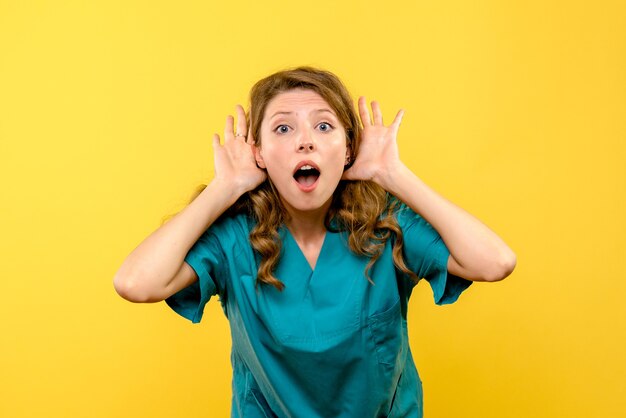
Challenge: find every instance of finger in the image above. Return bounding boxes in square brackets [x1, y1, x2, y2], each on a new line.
[248, 142, 262, 166]
[246, 129, 256, 145]
[224, 115, 235, 141]
[371, 100, 383, 125]
[212, 133, 221, 148]
[358, 96, 372, 126]
[235, 105, 247, 139]
[391, 109, 404, 132]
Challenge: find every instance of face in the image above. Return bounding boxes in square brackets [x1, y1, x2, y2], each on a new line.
[254, 89, 349, 216]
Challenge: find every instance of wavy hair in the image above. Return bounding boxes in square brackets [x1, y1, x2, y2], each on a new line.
[166, 67, 418, 290]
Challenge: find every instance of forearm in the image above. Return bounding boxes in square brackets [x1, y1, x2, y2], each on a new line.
[378, 164, 516, 281]
[113, 179, 242, 299]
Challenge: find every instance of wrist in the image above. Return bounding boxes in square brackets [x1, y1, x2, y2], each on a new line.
[374, 162, 411, 193]
[207, 178, 245, 207]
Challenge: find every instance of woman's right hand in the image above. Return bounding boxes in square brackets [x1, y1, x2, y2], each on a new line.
[212, 104, 266, 195]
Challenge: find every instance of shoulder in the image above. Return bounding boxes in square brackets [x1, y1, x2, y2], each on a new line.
[385, 194, 414, 224]
[385, 195, 436, 233]
[187, 212, 257, 270]
[203, 212, 255, 245]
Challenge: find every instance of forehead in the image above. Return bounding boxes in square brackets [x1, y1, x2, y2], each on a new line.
[263, 89, 333, 120]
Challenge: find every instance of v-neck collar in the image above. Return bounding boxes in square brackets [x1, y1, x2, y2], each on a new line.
[282, 226, 330, 274]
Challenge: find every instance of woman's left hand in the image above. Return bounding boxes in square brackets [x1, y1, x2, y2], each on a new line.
[342, 96, 406, 189]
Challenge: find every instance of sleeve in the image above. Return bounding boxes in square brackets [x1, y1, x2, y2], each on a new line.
[395, 202, 472, 305]
[164, 226, 228, 323]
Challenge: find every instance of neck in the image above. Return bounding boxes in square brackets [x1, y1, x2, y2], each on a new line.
[282, 197, 332, 243]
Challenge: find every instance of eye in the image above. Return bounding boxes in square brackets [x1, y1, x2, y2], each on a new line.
[318, 122, 333, 132]
[274, 125, 290, 134]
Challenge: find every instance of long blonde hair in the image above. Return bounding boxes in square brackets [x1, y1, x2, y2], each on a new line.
[167, 67, 418, 290]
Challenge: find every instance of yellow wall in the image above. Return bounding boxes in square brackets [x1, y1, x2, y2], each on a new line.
[1, 1, 624, 417]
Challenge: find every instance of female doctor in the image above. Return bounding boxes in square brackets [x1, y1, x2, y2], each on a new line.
[114, 66, 516, 417]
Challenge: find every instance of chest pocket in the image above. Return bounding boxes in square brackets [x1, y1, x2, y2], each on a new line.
[368, 298, 406, 371]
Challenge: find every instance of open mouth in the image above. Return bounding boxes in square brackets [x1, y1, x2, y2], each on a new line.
[293, 164, 320, 187]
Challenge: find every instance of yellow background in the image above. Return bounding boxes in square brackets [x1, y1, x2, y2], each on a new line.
[1, 0, 624, 417]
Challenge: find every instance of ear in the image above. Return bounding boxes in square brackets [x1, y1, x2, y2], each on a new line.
[344, 147, 351, 166]
[253, 145, 266, 169]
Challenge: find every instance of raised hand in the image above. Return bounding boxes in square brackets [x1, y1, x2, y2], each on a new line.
[342, 96, 406, 190]
[212, 104, 267, 194]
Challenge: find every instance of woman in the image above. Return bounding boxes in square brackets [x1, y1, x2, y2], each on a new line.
[114, 66, 516, 417]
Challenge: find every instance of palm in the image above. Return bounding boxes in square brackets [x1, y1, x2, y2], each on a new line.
[213, 105, 266, 193]
[343, 97, 404, 185]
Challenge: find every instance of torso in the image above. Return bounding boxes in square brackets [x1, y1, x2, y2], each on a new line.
[166, 206, 463, 418]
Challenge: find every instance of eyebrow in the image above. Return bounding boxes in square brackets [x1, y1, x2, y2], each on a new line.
[270, 109, 336, 120]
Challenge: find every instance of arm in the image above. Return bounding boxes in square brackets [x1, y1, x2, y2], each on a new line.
[113, 105, 266, 302]
[379, 165, 516, 282]
[113, 180, 241, 303]
[343, 97, 516, 282]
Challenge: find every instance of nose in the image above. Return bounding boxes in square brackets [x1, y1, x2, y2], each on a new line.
[296, 129, 316, 152]
[298, 141, 315, 152]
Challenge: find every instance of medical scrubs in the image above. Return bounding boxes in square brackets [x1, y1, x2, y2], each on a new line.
[165, 201, 472, 417]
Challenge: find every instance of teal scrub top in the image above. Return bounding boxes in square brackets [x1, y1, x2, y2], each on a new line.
[165, 200, 472, 417]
